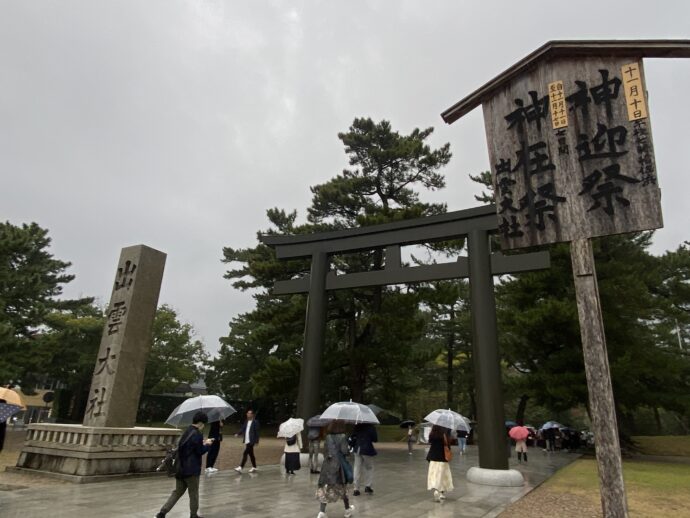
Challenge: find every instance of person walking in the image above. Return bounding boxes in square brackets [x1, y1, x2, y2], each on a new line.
[351, 422, 377, 496]
[308, 424, 323, 473]
[234, 409, 259, 473]
[426, 425, 453, 502]
[284, 431, 303, 475]
[406, 425, 415, 455]
[204, 419, 223, 473]
[456, 429, 468, 456]
[316, 420, 355, 518]
[156, 411, 214, 518]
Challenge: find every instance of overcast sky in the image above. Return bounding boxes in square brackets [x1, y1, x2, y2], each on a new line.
[2, 1, 689, 356]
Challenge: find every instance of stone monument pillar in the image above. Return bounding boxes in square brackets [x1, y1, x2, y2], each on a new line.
[84, 245, 166, 428]
[13, 245, 181, 483]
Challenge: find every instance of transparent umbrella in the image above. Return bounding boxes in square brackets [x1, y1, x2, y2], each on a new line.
[540, 421, 565, 430]
[424, 409, 471, 432]
[277, 417, 304, 438]
[320, 400, 380, 424]
[165, 395, 236, 426]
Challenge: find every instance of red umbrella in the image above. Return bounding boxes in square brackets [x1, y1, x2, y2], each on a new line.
[509, 426, 529, 441]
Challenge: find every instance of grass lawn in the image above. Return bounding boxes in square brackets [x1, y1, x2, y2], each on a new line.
[632, 435, 690, 457]
[542, 458, 690, 517]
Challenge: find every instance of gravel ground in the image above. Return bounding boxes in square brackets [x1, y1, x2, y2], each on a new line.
[499, 487, 602, 517]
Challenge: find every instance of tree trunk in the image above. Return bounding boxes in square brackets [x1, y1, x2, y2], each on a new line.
[515, 394, 529, 424]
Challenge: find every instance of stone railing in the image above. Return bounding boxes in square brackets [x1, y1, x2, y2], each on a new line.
[23, 423, 180, 453]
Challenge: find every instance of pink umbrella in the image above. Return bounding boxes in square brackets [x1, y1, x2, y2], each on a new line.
[509, 426, 529, 441]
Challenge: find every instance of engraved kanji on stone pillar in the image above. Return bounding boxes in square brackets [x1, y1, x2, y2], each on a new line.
[83, 245, 166, 428]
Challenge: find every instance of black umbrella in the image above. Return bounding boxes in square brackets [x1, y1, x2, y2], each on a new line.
[307, 414, 330, 427]
[399, 419, 416, 428]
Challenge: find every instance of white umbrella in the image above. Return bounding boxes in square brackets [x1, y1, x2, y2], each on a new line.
[165, 395, 236, 426]
[320, 400, 380, 424]
[277, 417, 304, 438]
[424, 409, 471, 432]
[540, 421, 565, 430]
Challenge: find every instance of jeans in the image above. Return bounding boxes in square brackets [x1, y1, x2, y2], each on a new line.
[160, 475, 199, 515]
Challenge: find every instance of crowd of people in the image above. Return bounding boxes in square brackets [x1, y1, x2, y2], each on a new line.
[154, 410, 585, 517]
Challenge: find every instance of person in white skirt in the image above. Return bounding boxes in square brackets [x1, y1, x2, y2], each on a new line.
[426, 424, 453, 501]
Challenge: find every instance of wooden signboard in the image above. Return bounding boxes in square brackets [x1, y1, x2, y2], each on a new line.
[482, 57, 662, 249]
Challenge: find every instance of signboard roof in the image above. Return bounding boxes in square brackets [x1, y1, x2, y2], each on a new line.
[441, 40, 690, 124]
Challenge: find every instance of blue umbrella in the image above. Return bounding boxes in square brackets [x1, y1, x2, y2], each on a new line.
[0, 403, 22, 423]
[505, 420, 518, 428]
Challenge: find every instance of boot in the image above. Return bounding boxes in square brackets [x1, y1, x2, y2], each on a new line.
[517, 452, 522, 463]
[523, 452, 528, 463]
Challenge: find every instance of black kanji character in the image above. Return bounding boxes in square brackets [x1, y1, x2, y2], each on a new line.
[589, 69, 622, 118]
[512, 142, 556, 176]
[579, 163, 640, 216]
[498, 215, 524, 238]
[576, 123, 628, 162]
[504, 91, 549, 131]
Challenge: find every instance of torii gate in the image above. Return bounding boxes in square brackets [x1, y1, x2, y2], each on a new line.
[261, 204, 549, 483]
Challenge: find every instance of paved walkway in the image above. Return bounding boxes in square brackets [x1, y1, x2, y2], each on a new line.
[0, 445, 577, 518]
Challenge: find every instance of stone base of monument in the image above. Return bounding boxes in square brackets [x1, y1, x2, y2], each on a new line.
[11, 423, 181, 483]
[466, 466, 524, 487]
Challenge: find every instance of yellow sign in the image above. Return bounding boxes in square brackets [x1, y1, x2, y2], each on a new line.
[548, 80, 568, 129]
[622, 62, 648, 121]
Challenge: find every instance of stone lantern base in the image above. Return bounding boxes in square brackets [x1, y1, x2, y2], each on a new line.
[11, 423, 181, 483]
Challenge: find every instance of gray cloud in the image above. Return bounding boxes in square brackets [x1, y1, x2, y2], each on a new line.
[2, 0, 689, 354]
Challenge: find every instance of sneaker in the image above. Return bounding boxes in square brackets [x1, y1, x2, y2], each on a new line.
[317, 512, 327, 518]
[249, 467, 258, 473]
[433, 490, 441, 502]
[344, 505, 355, 517]
[364, 486, 373, 494]
[353, 489, 360, 496]
[234, 466, 242, 473]
[155, 514, 165, 518]
[439, 492, 446, 501]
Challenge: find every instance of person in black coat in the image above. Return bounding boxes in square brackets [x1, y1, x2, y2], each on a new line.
[234, 409, 260, 473]
[156, 411, 214, 518]
[351, 423, 377, 496]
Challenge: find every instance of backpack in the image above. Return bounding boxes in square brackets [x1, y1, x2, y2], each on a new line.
[286, 435, 297, 446]
[157, 430, 193, 477]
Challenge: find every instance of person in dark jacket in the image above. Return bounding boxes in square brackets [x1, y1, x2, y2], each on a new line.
[156, 411, 214, 518]
[205, 419, 223, 473]
[426, 425, 453, 501]
[351, 422, 377, 496]
[234, 409, 260, 473]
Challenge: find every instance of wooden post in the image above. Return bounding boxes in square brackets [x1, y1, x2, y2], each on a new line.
[570, 238, 629, 518]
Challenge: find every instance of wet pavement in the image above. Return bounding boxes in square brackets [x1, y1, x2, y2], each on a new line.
[0, 445, 578, 518]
